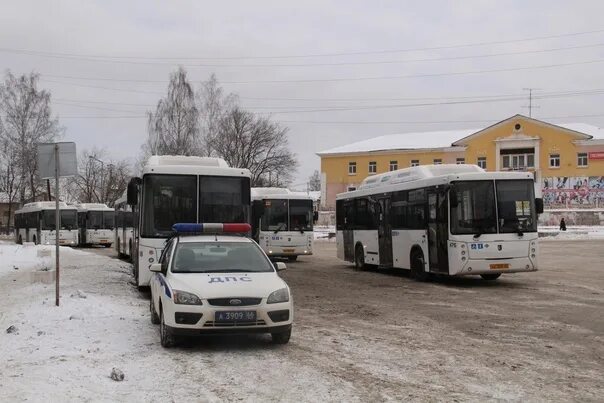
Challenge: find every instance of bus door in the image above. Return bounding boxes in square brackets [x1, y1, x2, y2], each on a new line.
[427, 190, 449, 273]
[377, 197, 393, 267]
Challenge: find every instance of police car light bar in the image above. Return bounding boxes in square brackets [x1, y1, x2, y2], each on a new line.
[172, 223, 251, 234]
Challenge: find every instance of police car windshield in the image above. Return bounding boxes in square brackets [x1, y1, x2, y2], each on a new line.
[171, 242, 274, 273]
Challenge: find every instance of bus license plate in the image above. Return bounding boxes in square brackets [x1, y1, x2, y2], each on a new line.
[215, 311, 256, 323]
[490, 263, 509, 270]
[283, 248, 294, 253]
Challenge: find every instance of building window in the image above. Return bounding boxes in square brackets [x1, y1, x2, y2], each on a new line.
[477, 157, 487, 169]
[348, 162, 357, 175]
[368, 161, 377, 174]
[577, 153, 588, 167]
[433, 159, 442, 165]
[389, 160, 398, 171]
[549, 154, 560, 168]
[456, 158, 465, 164]
[347, 186, 356, 192]
[410, 160, 420, 167]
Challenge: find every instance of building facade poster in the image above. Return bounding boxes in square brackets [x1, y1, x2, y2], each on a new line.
[542, 176, 604, 208]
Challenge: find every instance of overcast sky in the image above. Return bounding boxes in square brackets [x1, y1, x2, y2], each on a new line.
[2, 0, 604, 187]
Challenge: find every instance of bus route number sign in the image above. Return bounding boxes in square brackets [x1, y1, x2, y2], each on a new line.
[470, 243, 484, 250]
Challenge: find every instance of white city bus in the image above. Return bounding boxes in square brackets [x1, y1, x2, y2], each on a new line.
[76, 203, 115, 247]
[127, 156, 251, 288]
[114, 191, 134, 260]
[251, 188, 317, 261]
[336, 164, 543, 281]
[14, 201, 79, 246]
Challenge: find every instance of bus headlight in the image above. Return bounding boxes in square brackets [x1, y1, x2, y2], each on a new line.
[461, 251, 466, 256]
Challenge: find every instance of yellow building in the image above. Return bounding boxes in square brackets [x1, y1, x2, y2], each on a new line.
[318, 115, 604, 210]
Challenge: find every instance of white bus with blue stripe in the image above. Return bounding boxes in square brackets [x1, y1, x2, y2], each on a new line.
[336, 164, 543, 281]
[126, 156, 252, 288]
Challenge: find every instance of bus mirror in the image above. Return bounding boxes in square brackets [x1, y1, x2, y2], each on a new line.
[449, 187, 459, 208]
[127, 178, 140, 205]
[535, 198, 544, 214]
[313, 211, 319, 222]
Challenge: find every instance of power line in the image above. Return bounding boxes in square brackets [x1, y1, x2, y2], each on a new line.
[37, 58, 604, 87]
[4, 41, 604, 67]
[2, 28, 604, 60]
[48, 88, 604, 115]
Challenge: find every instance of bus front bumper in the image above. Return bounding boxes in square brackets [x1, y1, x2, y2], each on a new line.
[265, 247, 313, 257]
[453, 257, 537, 276]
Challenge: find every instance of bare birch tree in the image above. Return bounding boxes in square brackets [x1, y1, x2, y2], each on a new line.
[144, 67, 199, 156]
[0, 136, 20, 230]
[0, 71, 62, 202]
[197, 74, 237, 156]
[212, 107, 298, 186]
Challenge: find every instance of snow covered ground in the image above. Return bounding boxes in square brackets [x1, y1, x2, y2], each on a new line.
[539, 226, 604, 240]
[0, 241, 354, 401]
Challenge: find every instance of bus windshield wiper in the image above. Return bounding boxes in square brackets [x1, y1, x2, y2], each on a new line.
[274, 222, 286, 234]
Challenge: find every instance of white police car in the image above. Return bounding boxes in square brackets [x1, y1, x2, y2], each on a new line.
[149, 223, 293, 347]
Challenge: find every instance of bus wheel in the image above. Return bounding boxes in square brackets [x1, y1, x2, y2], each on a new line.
[33, 235, 37, 245]
[411, 250, 429, 282]
[354, 244, 366, 271]
[480, 273, 501, 281]
[18, 235, 23, 244]
[116, 239, 121, 256]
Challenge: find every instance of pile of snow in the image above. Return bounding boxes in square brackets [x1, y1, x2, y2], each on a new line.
[539, 226, 604, 240]
[0, 243, 53, 276]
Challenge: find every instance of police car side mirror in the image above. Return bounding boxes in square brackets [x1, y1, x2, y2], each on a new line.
[275, 262, 287, 272]
[150, 263, 162, 273]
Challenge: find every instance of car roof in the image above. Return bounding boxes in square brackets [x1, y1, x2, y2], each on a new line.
[176, 235, 254, 244]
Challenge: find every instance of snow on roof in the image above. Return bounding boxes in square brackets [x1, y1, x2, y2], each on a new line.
[317, 121, 604, 156]
[556, 123, 604, 139]
[317, 128, 478, 155]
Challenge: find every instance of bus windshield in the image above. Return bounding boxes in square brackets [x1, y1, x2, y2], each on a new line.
[450, 181, 497, 235]
[496, 180, 537, 233]
[261, 199, 288, 231]
[451, 180, 537, 235]
[290, 199, 314, 232]
[142, 174, 250, 238]
[87, 211, 115, 229]
[142, 175, 197, 237]
[42, 210, 77, 230]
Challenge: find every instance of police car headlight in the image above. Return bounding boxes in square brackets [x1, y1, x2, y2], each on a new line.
[173, 290, 203, 305]
[267, 288, 289, 304]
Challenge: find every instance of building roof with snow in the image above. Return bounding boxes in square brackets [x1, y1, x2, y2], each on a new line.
[317, 115, 604, 156]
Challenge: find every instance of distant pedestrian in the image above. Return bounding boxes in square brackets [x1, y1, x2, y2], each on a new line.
[559, 218, 567, 231]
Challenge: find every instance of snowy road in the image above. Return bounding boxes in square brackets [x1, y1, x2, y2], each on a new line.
[1, 240, 603, 402]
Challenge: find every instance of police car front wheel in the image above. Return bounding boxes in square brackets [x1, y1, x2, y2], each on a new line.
[160, 310, 177, 348]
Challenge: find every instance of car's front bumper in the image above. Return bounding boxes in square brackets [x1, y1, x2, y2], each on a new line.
[166, 323, 292, 336]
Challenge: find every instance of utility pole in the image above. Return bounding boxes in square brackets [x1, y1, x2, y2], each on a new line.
[522, 88, 541, 117]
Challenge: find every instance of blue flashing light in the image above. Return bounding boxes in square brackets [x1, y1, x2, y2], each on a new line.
[172, 223, 203, 233]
